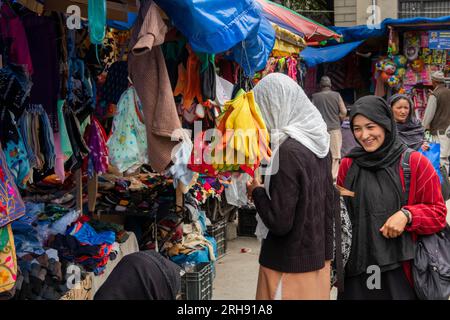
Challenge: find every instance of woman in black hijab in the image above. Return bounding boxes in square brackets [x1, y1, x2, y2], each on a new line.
[94, 251, 181, 300]
[336, 96, 446, 300]
[388, 93, 425, 151]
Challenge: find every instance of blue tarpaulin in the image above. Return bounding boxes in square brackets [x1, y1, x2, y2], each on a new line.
[301, 15, 450, 67]
[331, 15, 450, 43]
[300, 40, 364, 67]
[106, 0, 275, 76]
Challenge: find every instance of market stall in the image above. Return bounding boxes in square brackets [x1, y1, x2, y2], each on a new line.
[0, 0, 281, 301]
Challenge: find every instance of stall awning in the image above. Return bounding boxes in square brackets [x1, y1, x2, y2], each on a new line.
[300, 40, 364, 67]
[331, 15, 450, 43]
[255, 0, 342, 44]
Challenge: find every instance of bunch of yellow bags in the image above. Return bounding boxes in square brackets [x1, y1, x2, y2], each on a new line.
[211, 89, 271, 172]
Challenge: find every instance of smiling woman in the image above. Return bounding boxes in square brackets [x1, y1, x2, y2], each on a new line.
[336, 95, 447, 300]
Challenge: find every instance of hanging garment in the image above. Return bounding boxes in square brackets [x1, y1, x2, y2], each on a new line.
[107, 87, 148, 173]
[0, 3, 33, 75]
[199, 54, 216, 101]
[88, 0, 106, 45]
[0, 143, 25, 228]
[0, 224, 18, 295]
[0, 65, 33, 188]
[174, 46, 203, 109]
[83, 116, 109, 177]
[23, 14, 59, 130]
[101, 61, 128, 105]
[18, 104, 56, 172]
[128, 0, 182, 173]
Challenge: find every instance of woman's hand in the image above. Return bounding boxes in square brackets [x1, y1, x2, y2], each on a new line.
[380, 211, 408, 238]
[420, 141, 430, 151]
[246, 178, 262, 200]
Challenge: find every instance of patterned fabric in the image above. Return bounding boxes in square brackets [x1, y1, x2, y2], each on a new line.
[0, 143, 25, 227]
[83, 116, 109, 177]
[0, 224, 17, 294]
[102, 61, 128, 105]
[107, 86, 148, 173]
[331, 196, 352, 287]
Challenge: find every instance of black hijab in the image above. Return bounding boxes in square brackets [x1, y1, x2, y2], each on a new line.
[387, 93, 425, 151]
[347, 95, 407, 169]
[343, 96, 415, 277]
[94, 251, 181, 300]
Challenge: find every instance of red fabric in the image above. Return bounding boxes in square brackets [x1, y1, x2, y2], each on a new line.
[337, 152, 447, 287]
[255, 0, 341, 43]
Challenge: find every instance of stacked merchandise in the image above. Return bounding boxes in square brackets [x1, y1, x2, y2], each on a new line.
[374, 30, 450, 120]
[11, 203, 127, 300]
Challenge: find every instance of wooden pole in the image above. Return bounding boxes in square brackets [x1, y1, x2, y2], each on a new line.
[87, 172, 98, 214]
[75, 169, 83, 214]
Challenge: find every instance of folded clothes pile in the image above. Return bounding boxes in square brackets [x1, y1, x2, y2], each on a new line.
[95, 174, 177, 218]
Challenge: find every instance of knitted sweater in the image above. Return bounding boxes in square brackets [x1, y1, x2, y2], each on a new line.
[252, 138, 337, 273]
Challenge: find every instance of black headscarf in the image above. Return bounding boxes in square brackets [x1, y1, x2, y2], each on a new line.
[387, 93, 425, 151]
[343, 95, 415, 277]
[94, 251, 181, 300]
[347, 95, 407, 169]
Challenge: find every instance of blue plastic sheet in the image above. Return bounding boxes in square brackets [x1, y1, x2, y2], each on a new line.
[300, 40, 364, 67]
[331, 15, 450, 43]
[419, 142, 443, 182]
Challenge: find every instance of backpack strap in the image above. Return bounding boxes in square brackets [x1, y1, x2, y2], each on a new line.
[401, 148, 415, 204]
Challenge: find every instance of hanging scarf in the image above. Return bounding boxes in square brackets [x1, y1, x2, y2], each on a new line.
[88, 0, 106, 45]
[387, 93, 425, 151]
[344, 96, 414, 277]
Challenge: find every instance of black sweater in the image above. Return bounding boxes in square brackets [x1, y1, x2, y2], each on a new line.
[252, 138, 338, 273]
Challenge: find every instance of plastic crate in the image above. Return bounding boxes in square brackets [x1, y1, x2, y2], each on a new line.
[207, 219, 227, 260]
[180, 263, 213, 300]
[237, 207, 257, 237]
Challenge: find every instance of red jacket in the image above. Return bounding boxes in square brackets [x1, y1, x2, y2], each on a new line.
[337, 151, 447, 285]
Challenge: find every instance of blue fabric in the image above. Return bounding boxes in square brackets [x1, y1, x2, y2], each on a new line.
[154, 0, 261, 53]
[68, 223, 115, 246]
[107, 12, 137, 30]
[153, 0, 275, 76]
[12, 219, 45, 255]
[331, 16, 450, 43]
[230, 16, 275, 76]
[300, 40, 364, 67]
[170, 247, 211, 265]
[419, 143, 443, 182]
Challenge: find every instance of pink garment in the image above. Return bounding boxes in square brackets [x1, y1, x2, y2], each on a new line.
[0, 4, 33, 75]
[288, 58, 298, 81]
[53, 133, 66, 183]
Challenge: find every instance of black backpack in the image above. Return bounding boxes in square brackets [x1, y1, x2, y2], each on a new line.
[401, 148, 450, 300]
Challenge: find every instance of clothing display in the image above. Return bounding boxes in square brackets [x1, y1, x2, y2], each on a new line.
[128, 0, 182, 173]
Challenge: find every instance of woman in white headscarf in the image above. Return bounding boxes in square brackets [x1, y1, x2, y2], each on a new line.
[247, 73, 338, 300]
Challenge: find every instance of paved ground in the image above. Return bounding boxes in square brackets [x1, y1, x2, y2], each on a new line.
[213, 236, 261, 300]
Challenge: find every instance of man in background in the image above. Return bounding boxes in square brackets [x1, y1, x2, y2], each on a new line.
[422, 71, 450, 171]
[312, 76, 347, 181]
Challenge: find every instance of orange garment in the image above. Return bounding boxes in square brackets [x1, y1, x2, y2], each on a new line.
[175, 46, 203, 109]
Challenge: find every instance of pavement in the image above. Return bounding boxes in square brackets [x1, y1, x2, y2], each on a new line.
[212, 236, 261, 300]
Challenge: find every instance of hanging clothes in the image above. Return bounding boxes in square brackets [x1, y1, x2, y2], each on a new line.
[0, 142, 25, 228]
[174, 45, 204, 109]
[0, 3, 33, 75]
[101, 61, 129, 106]
[83, 116, 109, 177]
[107, 87, 148, 173]
[128, 0, 183, 173]
[0, 65, 32, 188]
[22, 14, 60, 130]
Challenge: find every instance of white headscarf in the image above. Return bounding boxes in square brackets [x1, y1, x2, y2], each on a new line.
[253, 73, 330, 196]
